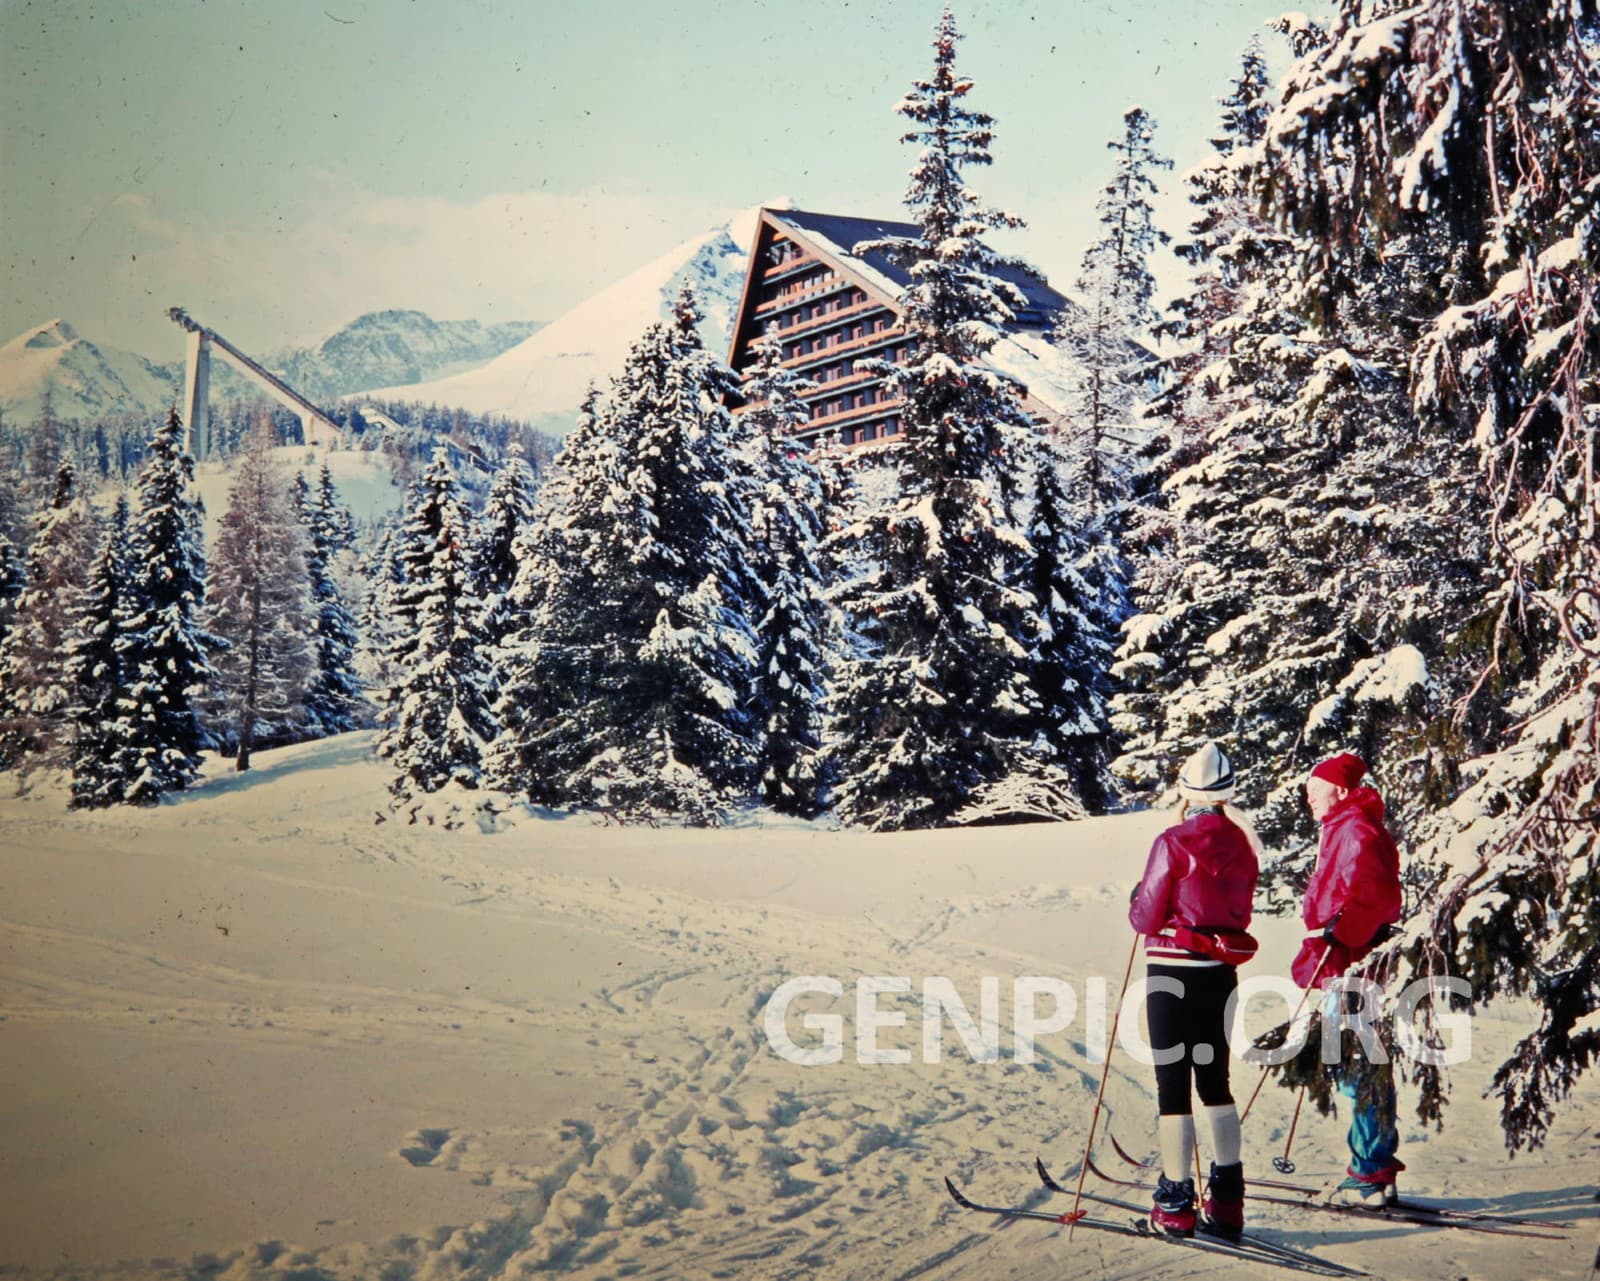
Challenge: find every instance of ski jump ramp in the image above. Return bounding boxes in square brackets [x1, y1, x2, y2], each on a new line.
[168, 307, 341, 457]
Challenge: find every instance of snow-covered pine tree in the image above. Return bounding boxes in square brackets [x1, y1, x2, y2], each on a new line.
[1024, 432, 1115, 814]
[0, 530, 24, 648]
[488, 297, 761, 824]
[112, 409, 214, 804]
[628, 289, 764, 817]
[1140, 40, 1274, 483]
[1197, 231, 1485, 855]
[484, 386, 610, 804]
[356, 517, 404, 692]
[0, 458, 100, 771]
[1048, 105, 1173, 770]
[1255, 0, 1600, 1148]
[485, 386, 604, 803]
[470, 441, 539, 656]
[1110, 42, 1287, 803]
[206, 438, 315, 769]
[313, 464, 355, 550]
[290, 470, 313, 535]
[827, 8, 1075, 830]
[297, 464, 366, 736]
[1110, 39, 1329, 815]
[740, 330, 829, 817]
[24, 389, 62, 506]
[1053, 105, 1171, 514]
[1214, 33, 1271, 148]
[375, 445, 494, 808]
[1108, 27, 1487, 882]
[67, 496, 133, 808]
[499, 385, 600, 633]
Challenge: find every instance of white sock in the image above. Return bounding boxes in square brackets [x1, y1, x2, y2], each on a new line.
[1158, 1113, 1195, 1182]
[1203, 1103, 1242, 1167]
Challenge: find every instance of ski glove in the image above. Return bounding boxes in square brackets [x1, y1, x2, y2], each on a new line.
[1291, 936, 1353, 988]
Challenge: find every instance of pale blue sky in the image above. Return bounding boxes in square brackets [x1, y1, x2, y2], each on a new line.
[2, 0, 1300, 361]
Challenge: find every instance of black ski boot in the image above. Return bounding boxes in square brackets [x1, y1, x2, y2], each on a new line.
[1203, 1161, 1245, 1239]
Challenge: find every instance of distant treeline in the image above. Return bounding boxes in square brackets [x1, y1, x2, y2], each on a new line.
[0, 392, 562, 542]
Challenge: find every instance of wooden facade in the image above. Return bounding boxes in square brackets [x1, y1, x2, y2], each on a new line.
[726, 207, 1068, 451]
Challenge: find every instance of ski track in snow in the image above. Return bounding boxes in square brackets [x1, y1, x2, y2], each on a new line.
[0, 733, 1595, 1280]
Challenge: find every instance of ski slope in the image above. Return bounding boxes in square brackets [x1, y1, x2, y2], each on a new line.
[358, 204, 770, 436]
[0, 736, 1594, 1279]
[191, 445, 403, 545]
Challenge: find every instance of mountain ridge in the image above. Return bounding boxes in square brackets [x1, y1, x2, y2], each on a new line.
[0, 311, 543, 427]
[356, 202, 775, 435]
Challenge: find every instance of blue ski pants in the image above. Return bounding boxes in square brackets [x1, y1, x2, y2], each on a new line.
[1339, 1067, 1400, 1178]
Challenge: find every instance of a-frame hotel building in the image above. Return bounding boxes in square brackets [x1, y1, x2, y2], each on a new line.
[726, 207, 1071, 450]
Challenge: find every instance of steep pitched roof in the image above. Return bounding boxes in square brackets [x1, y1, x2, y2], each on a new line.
[726, 205, 1090, 427]
[769, 208, 1067, 328]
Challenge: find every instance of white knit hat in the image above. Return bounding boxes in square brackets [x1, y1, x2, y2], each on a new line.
[1178, 741, 1235, 803]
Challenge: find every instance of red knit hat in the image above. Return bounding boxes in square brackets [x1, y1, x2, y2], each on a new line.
[1310, 752, 1367, 789]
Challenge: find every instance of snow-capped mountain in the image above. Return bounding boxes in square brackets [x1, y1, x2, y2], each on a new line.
[0, 311, 541, 428]
[358, 203, 774, 434]
[0, 320, 178, 426]
[267, 311, 541, 404]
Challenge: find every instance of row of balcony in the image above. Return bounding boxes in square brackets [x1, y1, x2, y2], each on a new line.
[753, 273, 852, 318]
[797, 415, 905, 450]
[781, 329, 909, 376]
[774, 297, 893, 347]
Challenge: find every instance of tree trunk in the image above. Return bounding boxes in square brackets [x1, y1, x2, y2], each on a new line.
[236, 519, 263, 773]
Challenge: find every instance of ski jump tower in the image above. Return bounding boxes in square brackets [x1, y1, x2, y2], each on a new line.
[168, 307, 341, 457]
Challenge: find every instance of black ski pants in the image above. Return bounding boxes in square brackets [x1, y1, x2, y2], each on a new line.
[1145, 962, 1237, 1115]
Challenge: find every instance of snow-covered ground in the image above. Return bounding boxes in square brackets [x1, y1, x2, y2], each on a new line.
[0, 734, 1594, 1279]
[191, 446, 403, 546]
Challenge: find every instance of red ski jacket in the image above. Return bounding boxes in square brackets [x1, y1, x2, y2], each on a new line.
[1291, 786, 1403, 987]
[1129, 809, 1258, 963]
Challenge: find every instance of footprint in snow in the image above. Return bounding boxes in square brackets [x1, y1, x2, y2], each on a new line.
[398, 1127, 452, 1167]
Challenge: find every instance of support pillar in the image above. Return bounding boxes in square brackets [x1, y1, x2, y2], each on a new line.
[299, 408, 326, 448]
[181, 330, 211, 459]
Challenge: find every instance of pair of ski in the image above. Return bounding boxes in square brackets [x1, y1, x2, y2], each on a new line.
[944, 1134, 1570, 1277]
[1094, 1129, 1570, 1240]
[944, 1165, 1368, 1277]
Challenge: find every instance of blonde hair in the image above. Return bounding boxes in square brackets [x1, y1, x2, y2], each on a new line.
[1179, 797, 1266, 860]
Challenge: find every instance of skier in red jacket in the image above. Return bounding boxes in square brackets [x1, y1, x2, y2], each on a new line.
[1289, 752, 1405, 1207]
[1128, 742, 1261, 1239]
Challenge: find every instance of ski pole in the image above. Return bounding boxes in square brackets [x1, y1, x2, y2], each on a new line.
[1239, 942, 1333, 1125]
[1273, 1083, 1310, 1174]
[1067, 934, 1140, 1238]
